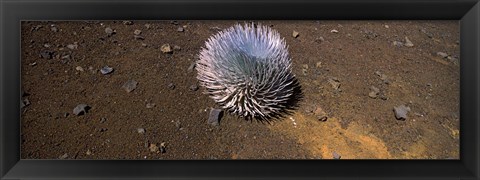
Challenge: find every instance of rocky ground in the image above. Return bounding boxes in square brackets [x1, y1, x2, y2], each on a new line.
[21, 20, 459, 159]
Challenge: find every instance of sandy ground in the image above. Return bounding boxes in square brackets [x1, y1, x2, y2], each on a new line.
[20, 20, 460, 159]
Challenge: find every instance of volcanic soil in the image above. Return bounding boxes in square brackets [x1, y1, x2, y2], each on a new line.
[21, 20, 459, 159]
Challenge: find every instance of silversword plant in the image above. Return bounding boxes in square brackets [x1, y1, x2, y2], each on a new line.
[196, 23, 296, 119]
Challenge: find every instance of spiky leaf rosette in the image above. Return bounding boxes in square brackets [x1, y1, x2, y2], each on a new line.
[196, 23, 295, 119]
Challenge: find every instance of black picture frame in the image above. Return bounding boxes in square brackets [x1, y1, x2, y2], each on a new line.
[1, 0, 479, 179]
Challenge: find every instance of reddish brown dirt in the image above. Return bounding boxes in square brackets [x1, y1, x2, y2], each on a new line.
[21, 20, 459, 159]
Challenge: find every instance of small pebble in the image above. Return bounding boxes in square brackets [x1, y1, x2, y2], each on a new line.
[315, 37, 325, 43]
[384, 25, 389, 28]
[404, 37, 414, 47]
[100, 118, 106, 123]
[86, 149, 92, 155]
[73, 104, 90, 116]
[149, 143, 159, 153]
[59, 153, 68, 159]
[173, 45, 181, 51]
[327, 77, 341, 90]
[145, 24, 151, 29]
[50, 26, 58, 32]
[123, 21, 133, 25]
[333, 152, 341, 159]
[189, 84, 199, 91]
[330, 29, 339, 33]
[76, 66, 84, 72]
[208, 108, 222, 126]
[100, 66, 114, 75]
[188, 63, 196, 72]
[393, 105, 411, 120]
[368, 86, 380, 99]
[168, 83, 175, 90]
[437, 52, 448, 58]
[134, 35, 145, 40]
[177, 27, 184, 32]
[137, 128, 146, 134]
[146, 103, 156, 109]
[161, 44, 173, 53]
[105, 27, 114, 36]
[66, 43, 78, 50]
[134, 29, 142, 35]
[292, 31, 299, 38]
[393, 41, 403, 47]
[122, 79, 138, 93]
[315, 62, 322, 68]
[160, 142, 166, 153]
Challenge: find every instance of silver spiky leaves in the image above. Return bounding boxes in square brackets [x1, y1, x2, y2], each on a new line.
[196, 23, 296, 119]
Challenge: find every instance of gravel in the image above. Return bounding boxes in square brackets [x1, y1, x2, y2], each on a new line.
[404, 37, 414, 47]
[122, 80, 138, 93]
[73, 104, 90, 116]
[292, 31, 299, 38]
[161, 44, 173, 53]
[208, 108, 222, 126]
[369, 86, 380, 99]
[137, 128, 146, 134]
[105, 27, 114, 36]
[100, 66, 114, 75]
[189, 84, 199, 91]
[437, 52, 448, 58]
[393, 105, 411, 120]
[327, 77, 341, 91]
[177, 27, 184, 32]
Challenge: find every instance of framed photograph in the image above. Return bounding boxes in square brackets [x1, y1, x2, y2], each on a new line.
[1, 0, 479, 179]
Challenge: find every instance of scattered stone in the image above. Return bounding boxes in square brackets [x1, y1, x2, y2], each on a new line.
[141, 43, 148, 47]
[393, 105, 411, 120]
[73, 104, 90, 116]
[437, 52, 448, 58]
[315, 37, 325, 43]
[173, 45, 181, 51]
[189, 84, 199, 91]
[168, 83, 175, 90]
[122, 80, 138, 93]
[313, 106, 328, 121]
[100, 117, 106, 123]
[23, 98, 31, 106]
[40, 50, 55, 59]
[100, 66, 114, 75]
[134, 35, 145, 40]
[327, 77, 341, 90]
[76, 66, 84, 72]
[292, 31, 299, 38]
[330, 29, 339, 33]
[170, 21, 179, 25]
[177, 27, 184, 32]
[44, 43, 51, 48]
[160, 142, 166, 153]
[50, 26, 58, 32]
[404, 37, 414, 47]
[86, 149, 92, 155]
[368, 86, 380, 99]
[133, 29, 142, 35]
[146, 103, 156, 109]
[393, 41, 403, 47]
[149, 143, 159, 153]
[187, 63, 196, 72]
[208, 108, 222, 126]
[145, 24, 151, 29]
[161, 44, 173, 53]
[123, 21, 133, 25]
[384, 25, 389, 28]
[375, 71, 389, 84]
[66, 43, 78, 50]
[315, 62, 322, 68]
[333, 152, 341, 159]
[31, 25, 43, 31]
[99, 128, 108, 132]
[105, 27, 114, 36]
[59, 153, 68, 159]
[137, 128, 146, 134]
[64, 112, 69, 118]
